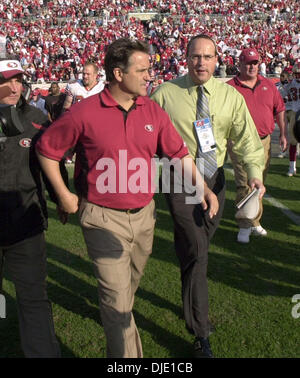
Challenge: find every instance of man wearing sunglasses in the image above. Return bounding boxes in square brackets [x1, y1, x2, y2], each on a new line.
[227, 48, 288, 244]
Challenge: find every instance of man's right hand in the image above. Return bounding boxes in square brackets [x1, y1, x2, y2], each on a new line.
[59, 192, 79, 214]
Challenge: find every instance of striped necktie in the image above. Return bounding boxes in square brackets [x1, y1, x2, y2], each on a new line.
[196, 85, 218, 179]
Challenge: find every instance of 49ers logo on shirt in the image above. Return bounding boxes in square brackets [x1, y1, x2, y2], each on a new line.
[145, 124, 154, 132]
[19, 138, 32, 148]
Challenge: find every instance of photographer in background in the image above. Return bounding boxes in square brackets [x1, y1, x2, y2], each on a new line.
[0, 57, 62, 357]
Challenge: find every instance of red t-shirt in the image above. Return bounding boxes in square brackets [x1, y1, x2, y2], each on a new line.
[227, 75, 285, 137]
[36, 88, 188, 209]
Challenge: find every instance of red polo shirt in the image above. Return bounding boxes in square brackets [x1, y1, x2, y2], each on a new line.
[227, 75, 285, 137]
[36, 87, 189, 209]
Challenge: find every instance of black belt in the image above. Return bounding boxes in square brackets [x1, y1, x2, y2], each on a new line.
[101, 205, 144, 214]
[260, 135, 268, 140]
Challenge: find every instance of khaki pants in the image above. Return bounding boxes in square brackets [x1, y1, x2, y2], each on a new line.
[79, 199, 156, 358]
[228, 135, 270, 228]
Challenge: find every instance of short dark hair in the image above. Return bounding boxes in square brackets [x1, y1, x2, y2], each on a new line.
[104, 38, 149, 82]
[186, 34, 218, 57]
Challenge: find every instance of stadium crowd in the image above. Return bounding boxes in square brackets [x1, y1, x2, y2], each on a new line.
[0, 0, 300, 18]
[0, 0, 299, 83]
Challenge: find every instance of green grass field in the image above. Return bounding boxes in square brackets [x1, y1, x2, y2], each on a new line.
[1, 158, 299, 358]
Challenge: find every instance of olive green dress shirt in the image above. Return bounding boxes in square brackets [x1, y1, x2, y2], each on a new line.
[151, 74, 264, 181]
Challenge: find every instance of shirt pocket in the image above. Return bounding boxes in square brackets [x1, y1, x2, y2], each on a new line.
[79, 201, 103, 229]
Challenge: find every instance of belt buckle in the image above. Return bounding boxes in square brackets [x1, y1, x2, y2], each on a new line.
[126, 208, 141, 214]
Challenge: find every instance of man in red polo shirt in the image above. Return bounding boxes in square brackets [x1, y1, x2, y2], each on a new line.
[227, 48, 287, 244]
[36, 38, 218, 358]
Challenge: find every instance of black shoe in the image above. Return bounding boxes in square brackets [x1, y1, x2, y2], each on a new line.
[194, 337, 214, 358]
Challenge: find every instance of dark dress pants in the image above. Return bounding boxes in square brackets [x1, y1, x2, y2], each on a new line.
[164, 168, 226, 338]
[0, 233, 61, 357]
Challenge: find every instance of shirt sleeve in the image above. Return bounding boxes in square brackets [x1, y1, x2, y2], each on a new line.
[36, 110, 82, 161]
[151, 85, 165, 109]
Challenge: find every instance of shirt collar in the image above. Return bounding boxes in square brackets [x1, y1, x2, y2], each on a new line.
[234, 75, 262, 89]
[186, 74, 215, 96]
[100, 86, 146, 108]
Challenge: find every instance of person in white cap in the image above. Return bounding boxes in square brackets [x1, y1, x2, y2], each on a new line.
[0, 57, 63, 357]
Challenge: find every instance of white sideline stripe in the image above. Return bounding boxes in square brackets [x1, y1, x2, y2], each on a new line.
[225, 167, 300, 226]
[263, 194, 300, 226]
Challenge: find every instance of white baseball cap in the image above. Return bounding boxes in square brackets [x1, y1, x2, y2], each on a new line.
[0, 59, 25, 79]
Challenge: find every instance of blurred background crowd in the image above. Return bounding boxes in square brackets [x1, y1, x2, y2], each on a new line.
[0, 0, 299, 84]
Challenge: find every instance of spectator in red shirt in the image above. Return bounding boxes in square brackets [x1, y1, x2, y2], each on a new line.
[227, 48, 287, 243]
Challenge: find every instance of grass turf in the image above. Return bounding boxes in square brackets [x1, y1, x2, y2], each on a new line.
[1, 158, 299, 358]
